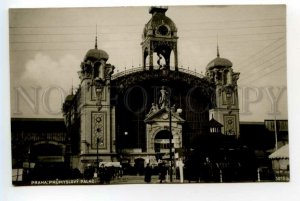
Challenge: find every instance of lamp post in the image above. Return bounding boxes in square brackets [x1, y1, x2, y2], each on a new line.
[28, 146, 31, 170]
[169, 99, 173, 183]
[96, 138, 100, 173]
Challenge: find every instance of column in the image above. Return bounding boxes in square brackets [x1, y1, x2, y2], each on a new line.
[174, 44, 178, 71]
[142, 49, 146, 70]
[149, 44, 153, 70]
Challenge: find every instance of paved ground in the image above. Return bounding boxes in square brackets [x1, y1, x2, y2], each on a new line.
[110, 175, 189, 184]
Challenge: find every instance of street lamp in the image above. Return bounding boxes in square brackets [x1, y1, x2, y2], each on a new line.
[96, 138, 100, 170]
[169, 106, 182, 183]
[169, 99, 173, 183]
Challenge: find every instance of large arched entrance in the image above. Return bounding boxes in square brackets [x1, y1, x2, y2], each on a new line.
[154, 130, 173, 153]
[112, 69, 214, 152]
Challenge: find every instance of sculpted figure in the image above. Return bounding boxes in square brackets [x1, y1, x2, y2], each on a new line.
[159, 86, 168, 109]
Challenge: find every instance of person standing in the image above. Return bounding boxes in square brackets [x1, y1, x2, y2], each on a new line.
[159, 162, 167, 183]
[144, 163, 152, 183]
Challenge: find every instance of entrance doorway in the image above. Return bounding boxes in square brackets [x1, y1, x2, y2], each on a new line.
[154, 130, 173, 153]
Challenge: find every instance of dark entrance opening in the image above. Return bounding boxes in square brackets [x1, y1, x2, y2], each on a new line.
[154, 130, 173, 153]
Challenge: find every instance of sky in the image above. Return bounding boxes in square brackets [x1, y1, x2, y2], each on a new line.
[9, 5, 287, 121]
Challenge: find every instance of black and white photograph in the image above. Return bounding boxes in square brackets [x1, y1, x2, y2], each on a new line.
[4, 0, 300, 200]
[8, 5, 289, 186]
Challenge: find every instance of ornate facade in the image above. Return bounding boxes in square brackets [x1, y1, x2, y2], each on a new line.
[62, 6, 240, 172]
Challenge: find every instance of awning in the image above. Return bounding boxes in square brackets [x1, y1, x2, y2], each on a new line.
[269, 144, 289, 159]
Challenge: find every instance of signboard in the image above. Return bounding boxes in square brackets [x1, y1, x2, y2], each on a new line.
[265, 120, 288, 132]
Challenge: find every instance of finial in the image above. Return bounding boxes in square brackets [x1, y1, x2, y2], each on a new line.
[95, 24, 98, 49]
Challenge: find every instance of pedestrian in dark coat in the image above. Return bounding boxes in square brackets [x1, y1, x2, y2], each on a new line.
[99, 164, 105, 184]
[144, 164, 152, 183]
[159, 163, 167, 183]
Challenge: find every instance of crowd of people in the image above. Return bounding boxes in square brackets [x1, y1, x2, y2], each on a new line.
[81, 161, 171, 184]
[83, 164, 123, 184]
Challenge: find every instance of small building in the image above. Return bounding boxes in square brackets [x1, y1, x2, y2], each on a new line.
[269, 144, 289, 181]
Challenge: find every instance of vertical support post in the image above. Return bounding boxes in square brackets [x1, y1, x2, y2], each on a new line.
[142, 50, 146, 70]
[149, 44, 153, 70]
[28, 146, 31, 171]
[220, 169, 223, 183]
[257, 168, 261, 182]
[97, 138, 99, 172]
[169, 99, 173, 183]
[27, 145, 31, 181]
[174, 44, 178, 71]
[179, 159, 184, 183]
[274, 115, 278, 151]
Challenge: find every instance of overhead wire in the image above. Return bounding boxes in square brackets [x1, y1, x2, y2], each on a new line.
[237, 42, 285, 70]
[8, 17, 285, 28]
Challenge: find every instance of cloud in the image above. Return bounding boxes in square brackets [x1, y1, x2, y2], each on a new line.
[12, 53, 81, 117]
[20, 53, 81, 92]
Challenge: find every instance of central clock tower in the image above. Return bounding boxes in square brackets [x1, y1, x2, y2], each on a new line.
[141, 6, 179, 71]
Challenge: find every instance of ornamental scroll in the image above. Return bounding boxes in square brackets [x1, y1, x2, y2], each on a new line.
[223, 115, 236, 136]
[91, 112, 106, 149]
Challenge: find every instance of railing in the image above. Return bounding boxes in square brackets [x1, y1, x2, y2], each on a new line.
[178, 68, 205, 79]
[111, 66, 205, 80]
[112, 67, 143, 79]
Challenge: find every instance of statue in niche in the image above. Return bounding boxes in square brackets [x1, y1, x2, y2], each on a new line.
[159, 86, 169, 109]
[157, 53, 166, 69]
[98, 60, 106, 80]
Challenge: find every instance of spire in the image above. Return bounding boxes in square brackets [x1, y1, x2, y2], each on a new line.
[71, 78, 74, 95]
[95, 24, 98, 49]
[217, 35, 220, 58]
[95, 36, 98, 49]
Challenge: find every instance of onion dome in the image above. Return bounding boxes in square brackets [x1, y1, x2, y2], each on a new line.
[143, 6, 177, 39]
[84, 36, 109, 62]
[206, 45, 232, 70]
[65, 94, 74, 102]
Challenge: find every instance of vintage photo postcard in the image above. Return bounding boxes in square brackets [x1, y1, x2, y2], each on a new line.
[9, 5, 288, 186]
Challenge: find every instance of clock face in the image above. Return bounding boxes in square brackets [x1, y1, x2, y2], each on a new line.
[157, 25, 169, 36]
